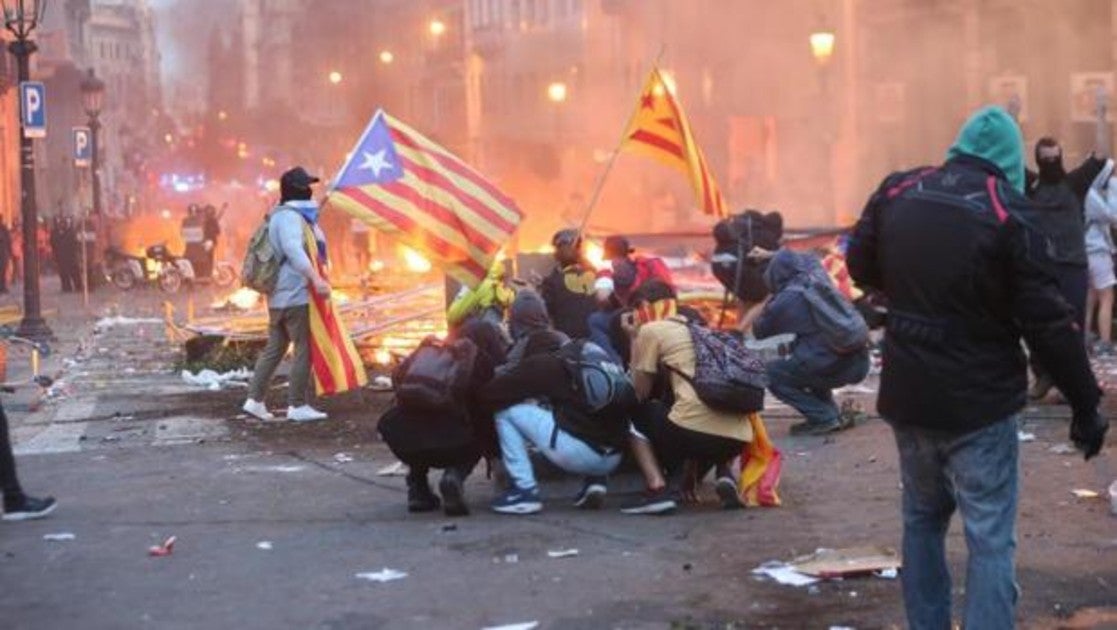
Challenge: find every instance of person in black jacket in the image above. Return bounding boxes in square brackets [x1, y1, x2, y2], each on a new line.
[538, 229, 598, 340]
[479, 290, 629, 515]
[847, 106, 1108, 630]
[1, 401, 56, 520]
[1023, 93, 1110, 399]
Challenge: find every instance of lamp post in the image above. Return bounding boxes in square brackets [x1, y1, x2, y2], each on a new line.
[79, 68, 105, 309]
[3, 0, 51, 342]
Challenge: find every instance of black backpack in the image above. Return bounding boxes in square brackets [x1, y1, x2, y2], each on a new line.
[666, 320, 767, 414]
[392, 336, 478, 412]
[553, 340, 637, 451]
[711, 210, 783, 302]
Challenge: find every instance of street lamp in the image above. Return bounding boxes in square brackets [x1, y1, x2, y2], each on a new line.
[429, 19, 446, 37]
[328, 70, 342, 85]
[80, 68, 105, 217]
[379, 50, 394, 65]
[809, 30, 836, 65]
[547, 81, 568, 103]
[2, 0, 51, 341]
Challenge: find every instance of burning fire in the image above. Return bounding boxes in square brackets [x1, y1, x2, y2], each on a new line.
[373, 349, 393, 365]
[212, 287, 262, 310]
[584, 240, 606, 271]
[368, 259, 386, 273]
[401, 246, 433, 273]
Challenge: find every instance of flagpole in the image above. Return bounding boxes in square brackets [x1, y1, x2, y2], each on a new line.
[577, 47, 667, 236]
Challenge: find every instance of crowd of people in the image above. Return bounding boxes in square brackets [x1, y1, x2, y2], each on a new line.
[4, 102, 1114, 628]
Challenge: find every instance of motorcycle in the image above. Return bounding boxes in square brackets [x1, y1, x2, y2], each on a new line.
[104, 244, 191, 294]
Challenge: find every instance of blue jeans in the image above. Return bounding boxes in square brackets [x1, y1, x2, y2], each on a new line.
[766, 353, 869, 425]
[496, 402, 622, 491]
[892, 416, 1019, 630]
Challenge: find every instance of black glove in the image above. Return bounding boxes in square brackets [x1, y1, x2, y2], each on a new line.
[1070, 409, 1108, 460]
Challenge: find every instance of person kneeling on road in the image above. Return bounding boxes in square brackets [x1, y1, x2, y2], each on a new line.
[479, 290, 633, 515]
[743, 249, 870, 436]
[620, 281, 752, 514]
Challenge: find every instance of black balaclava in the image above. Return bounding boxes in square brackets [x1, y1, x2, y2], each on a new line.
[1035, 137, 1066, 185]
[551, 228, 582, 266]
[280, 181, 313, 203]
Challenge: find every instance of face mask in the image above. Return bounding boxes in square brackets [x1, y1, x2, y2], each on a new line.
[1037, 157, 1066, 184]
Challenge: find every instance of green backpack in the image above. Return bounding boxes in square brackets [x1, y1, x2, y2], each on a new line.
[240, 210, 285, 294]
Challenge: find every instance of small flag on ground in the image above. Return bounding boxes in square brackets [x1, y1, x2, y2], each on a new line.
[622, 68, 727, 217]
[327, 110, 523, 288]
[302, 226, 367, 396]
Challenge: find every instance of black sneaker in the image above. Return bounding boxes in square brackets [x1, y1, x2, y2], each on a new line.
[714, 476, 745, 510]
[572, 477, 607, 510]
[620, 488, 677, 515]
[407, 474, 441, 513]
[439, 468, 469, 517]
[789, 419, 842, 436]
[2, 495, 57, 521]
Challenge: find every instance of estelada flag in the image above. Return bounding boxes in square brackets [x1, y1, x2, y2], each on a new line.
[327, 110, 523, 288]
[302, 225, 368, 396]
[622, 68, 727, 217]
[738, 413, 782, 507]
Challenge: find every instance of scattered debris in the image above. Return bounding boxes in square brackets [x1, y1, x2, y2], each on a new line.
[874, 568, 899, 579]
[236, 465, 306, 474]
[355, 568, 408, 583]
[1071, 489, 1100, 499]
[482, 623, 539, 630]
[441, 524, 458, 532]
[547, 549, 579, 559]
[95, 316, 163, 329]
[830, 626, 856, 630]
[42, 532, 76, 542]
[370, 375, 392, 391]
[333, 453, 354, 464]
[256, 541, 273, 551]
[376, 461, 408, 476]
[502, 553, 519, 564]
[181, 368, 252, 391]
[752, 561, 820, 587]
[1049, 443, 1077, 455]
[790, 546, 902, 579]
[1017, 431, 1036, 443]
[148, 536, 176, 557]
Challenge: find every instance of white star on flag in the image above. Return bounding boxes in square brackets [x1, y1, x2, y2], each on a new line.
[358, 149, 394, 178]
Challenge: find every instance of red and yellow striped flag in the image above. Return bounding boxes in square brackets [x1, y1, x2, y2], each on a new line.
[622, 68, 727, 217]
[327, 110, 523, 288]
[303, 226, 368, 396]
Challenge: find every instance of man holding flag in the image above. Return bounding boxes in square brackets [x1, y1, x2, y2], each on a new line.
[243, 167, 345, 423]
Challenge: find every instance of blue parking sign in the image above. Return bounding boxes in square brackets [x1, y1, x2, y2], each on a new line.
[19, 82, 46, 138]
[73, 127, 92, 167]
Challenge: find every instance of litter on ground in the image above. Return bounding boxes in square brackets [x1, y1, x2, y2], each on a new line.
[148, 536, 176, 557]
[1071, 489, 1100, 499]
[482, 623, 539, 630]
[376, 461, 408, 476]
[355, 568, 408, 583]
[43, 532, 76, 541]
[752, 561, 820, 587]
[789, 546, 902, 578]
[1017, 431, 1036, 443]
[181, 368, 252, 391]
[333, 453, 354, 464]
[547, 549, 579, 559]
[256, 541, 273, 551]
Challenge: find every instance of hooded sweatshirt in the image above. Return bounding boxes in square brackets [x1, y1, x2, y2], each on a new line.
[1084, 159, 1117, 256]
[847, 106, 1101, 432]
[753, 249, 852, 374]
[267, 199, 325, 309]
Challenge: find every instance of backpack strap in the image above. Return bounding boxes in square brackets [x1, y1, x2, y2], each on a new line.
[886, 167, 938, 200]
[985, 176, 1009, 224]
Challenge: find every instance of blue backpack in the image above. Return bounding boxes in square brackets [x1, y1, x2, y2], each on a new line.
[560, 340, 636, 414]
[667, 320, 767, 414]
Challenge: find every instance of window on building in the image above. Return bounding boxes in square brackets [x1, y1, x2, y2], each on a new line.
[508, 0, 521, 30]
[537, 0, 549, 25]
[487, 0, 500, 27]
[524, 0, 535, 26]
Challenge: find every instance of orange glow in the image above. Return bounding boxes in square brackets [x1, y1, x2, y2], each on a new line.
[379, 50, 394, 64]
[369, 259, 386, 273]
[401, 246, 432, 273]
[329, 71, 343, 84]
[810, 31, 836, 64]
[583, 240, 606, 270]
[373, 349, 393, 365]
[429, 19, 446, 36]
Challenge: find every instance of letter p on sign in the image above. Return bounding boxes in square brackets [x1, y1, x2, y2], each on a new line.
[20, 82, 46, 139]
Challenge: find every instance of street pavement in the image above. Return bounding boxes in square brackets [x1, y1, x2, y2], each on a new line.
[1, 283, 1115, 629]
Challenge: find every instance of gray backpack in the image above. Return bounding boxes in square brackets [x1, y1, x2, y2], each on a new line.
[240, 208, 289, 294]
[789, 275, 869, 354]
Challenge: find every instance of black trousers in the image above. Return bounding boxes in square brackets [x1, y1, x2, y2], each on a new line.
[631, 400, 743, 478]
[0, 402, 24, 501]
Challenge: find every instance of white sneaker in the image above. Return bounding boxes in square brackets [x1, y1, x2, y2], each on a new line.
[287, 405, 328, 422]
[242, 399, 275, 421]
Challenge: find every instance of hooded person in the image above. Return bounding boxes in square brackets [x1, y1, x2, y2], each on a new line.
[1084, 159, 1117, 353]
[741, 249, 870, 436]
[242, 167, 334, 423]
[846, 106, 1107, 630]
[479, 288, 628, 515]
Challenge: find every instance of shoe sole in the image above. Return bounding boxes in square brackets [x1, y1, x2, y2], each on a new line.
[439, 476, 470, 517]
[715, 478, 745, 510]
[491, 501, 542, 515]
[620, 499, 678, 515]
[242, 406, 275, 422]
[573, 486, 606, 510]
[2, 502, 57, 521]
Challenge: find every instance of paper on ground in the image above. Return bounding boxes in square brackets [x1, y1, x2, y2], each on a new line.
[43, 532, 76, 541]
[182, 368, 252, 391]
[376, 461, 408, 476]
[1071, 489, 1100, 498]
[95, 316, 163, 328]
[547, 549, 579, 558]
[355, 568, 408, 583]
[752, 562, 820, 586]
[256, 541, 273, 550]
[1017, 431, 1036, 443]
[482, 623, 539, 630]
